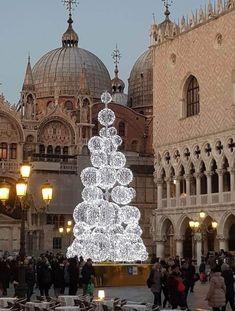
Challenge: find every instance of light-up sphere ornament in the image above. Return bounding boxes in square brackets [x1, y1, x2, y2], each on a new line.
[101, 91, 112, 104]
[99, 167, 117, 189]
[81, 167, 101, 187]
[67, 91, 148, 262]
[81, 186, 103, 202]
[111, 186, 136, 205]
[116, 168, 133, 185]
[110, 152, 126, 169]
[99, 127, 117, 138]
[91, 152, 108, 168]
[98, 108, 115, 126]
[88, 136, 104, 152]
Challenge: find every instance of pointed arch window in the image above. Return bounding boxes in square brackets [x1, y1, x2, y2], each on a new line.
[119, 121, 125, 137]
[0, 143, 8, 159]
[47, 145, 53, 154]
[186, 76, 200, 117]
[55, 146, 61, 155]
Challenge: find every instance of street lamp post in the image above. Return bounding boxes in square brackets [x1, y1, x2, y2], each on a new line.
[59, 220, 73, 249]
[0, 163, 53, 297]
[189, 211, 218, 263]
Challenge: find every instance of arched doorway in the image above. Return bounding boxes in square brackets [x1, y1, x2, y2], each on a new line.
[201, 216, 217, 254]
[161, 218, 175, 258]
[223, 215, 235, 251]
[228, 224, 235, 251]
[183, 226, 193, 259]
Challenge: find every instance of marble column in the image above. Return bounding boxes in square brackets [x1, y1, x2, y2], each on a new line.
[195, 235, 202, 265]
[217, 236, 228, 251]
[229, 168, 235, 201]
[156, 240, 165, 259]
[166, 178, 171, 208]
[206, 171, 212, 204]
[175, 177, 180, 206]
[217, 169, 223, 203]
[175, 238, 183, 258]
[195, 173, 201, 205]
[157, 179, 163, 209]
[185, 174, 191, 206]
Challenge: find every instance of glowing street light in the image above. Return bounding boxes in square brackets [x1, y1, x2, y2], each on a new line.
[20, 163, 31, 179]
[212, 220, 218, 229]
[16, 178, 28, 199]
[41, 182, 53, 205]
[0, 181, 10, 204]
[199, 210, 206, 219]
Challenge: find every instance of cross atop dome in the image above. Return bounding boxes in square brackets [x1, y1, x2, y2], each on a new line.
[62, 0, 79, 17]
[112, 44, 121, 78]
[162, 0, 173, 20]
[61, 0, 79, 47]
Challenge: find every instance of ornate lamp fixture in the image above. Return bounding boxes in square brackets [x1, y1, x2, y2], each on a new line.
[0, 181, 10, 204]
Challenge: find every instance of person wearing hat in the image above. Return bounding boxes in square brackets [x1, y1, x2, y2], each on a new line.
[221, 263, 235, 311]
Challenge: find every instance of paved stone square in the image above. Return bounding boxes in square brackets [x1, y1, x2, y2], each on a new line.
[6, 281, 233, 311]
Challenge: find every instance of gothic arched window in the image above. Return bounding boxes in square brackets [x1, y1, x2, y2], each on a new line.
[10, 143, 17, 159]
[131, 140, 139, 152]
[119, 121, 125, 137]
[55, 146, 61, 155]
[186, 76, 200, 117]
[47, 145, 53, 154]
[0, 143, 8, 159]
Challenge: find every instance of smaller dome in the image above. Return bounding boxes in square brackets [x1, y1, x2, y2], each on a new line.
[128, 49, 153, 109]
[111, 77, 125, 94]
[62, 15, 79, 47]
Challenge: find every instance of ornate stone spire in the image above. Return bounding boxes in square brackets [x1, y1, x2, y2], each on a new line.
[62, 0, 79, 47]
[112, 44, 121, 79]
[22, 55, 35, 92]
[162, 0, 173, 21]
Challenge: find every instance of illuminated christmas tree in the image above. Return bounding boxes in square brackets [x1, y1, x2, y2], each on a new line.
[67, 92, 148, 262]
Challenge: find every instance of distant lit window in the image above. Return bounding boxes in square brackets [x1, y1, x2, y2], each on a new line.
[0, 143, 8, 159]
[10, 143, 17, 159]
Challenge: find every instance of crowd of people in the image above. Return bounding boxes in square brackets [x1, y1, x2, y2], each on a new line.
[0, 252, 95, 301]
[148, 250, 235, 311]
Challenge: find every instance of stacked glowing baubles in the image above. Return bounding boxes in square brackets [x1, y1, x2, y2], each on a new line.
[67, 92, 148, 262]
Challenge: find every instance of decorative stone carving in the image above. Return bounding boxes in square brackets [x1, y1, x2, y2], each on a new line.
[39, 120, 72, 145]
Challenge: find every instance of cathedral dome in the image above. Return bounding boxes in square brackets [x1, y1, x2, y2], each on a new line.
[32, 16, 111, 99]
[128, 49, 153, 109]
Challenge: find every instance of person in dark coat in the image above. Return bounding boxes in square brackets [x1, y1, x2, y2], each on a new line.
[81, 258, 95, 295]
[0, 258, 11, 296]
[221, 263, 235, 311]
[149, 262, 162, 306]
[25, 262, 36, 301]
[51, 259, 65, 297]
[68, 258, 79, 295]
[167, 265, 187, 310]
[37, 258, 52, 297]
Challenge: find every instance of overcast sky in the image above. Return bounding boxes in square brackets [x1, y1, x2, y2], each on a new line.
[0, 0, 208, 104]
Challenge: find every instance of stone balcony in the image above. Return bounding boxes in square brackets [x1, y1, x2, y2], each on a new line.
[161, 191, 233, 209]
[0, 160, 20, 175]
[32, 161, 77, 174]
